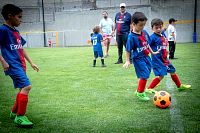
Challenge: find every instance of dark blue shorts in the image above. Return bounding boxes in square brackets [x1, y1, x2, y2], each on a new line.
[94, 51, 103, 58]
[5, 67, 31, 89]
[152, 56, 176, 76]
[153, 63, 176, 76]
[133, 56, 152, 79]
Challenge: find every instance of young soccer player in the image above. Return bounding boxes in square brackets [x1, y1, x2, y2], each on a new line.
[145, 18, 191, 93]
[0, 4, 39, 127]
[91, 26, 106, 67]
[123, 12, 159, 101]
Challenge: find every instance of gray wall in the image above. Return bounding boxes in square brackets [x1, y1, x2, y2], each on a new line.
[0, 0, 199, 47]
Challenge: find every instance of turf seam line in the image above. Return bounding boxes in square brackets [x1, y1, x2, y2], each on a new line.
[166, 75, 184, 132]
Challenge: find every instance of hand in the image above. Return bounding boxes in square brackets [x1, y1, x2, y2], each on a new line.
[174, 40, 176, 44]
[123, 61, 131, 69]
[31, 63, 39, 72]
[2, 61, 9, 71]
[153, 48, 161, 55]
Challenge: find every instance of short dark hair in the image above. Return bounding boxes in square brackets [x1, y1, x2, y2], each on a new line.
[131, 12, 147, 24]
[93, 26, 100, 34]
[169, 18, 177, 24]
[1, 4, 23, 20]
[151, 18, 163, 28]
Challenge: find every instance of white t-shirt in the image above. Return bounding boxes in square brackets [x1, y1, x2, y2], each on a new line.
[99, 18, 114, 35]
[167, 24, 176, 41]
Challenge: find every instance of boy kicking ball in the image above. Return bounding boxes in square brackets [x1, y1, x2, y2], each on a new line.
[0, 4, 39, 127]
[123, 12, 159, 101]
[146, 18, 191, 94]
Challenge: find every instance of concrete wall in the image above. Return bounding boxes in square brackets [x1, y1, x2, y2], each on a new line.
[0, 0, 199, 47]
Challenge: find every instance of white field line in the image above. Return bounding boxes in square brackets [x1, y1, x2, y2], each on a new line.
[166, 75, 184, 133]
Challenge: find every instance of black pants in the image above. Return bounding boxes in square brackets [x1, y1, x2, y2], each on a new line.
[168, 41, 176, 59]
[116, 33, 128, 62]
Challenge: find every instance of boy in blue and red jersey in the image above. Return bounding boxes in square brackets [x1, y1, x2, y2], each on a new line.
[91, 26, 106, 67]
[146, 18, 191, 93]
[0, 4, 39, 127]
[123, 12, 159, 101]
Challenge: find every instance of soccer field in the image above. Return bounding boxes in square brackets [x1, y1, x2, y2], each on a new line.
[0, 43, 200, 132]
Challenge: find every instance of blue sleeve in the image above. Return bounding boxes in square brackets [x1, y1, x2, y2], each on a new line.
[126, 34, 134, 53]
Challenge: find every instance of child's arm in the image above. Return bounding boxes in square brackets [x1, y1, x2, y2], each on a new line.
[0, 55, 9, 71]
[148, 44, 160, 55]
[123, 51, 131, 69]
[23, 49, 39, 72]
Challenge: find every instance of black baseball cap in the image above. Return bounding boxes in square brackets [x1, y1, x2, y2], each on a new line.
[169, 18, 177, 24]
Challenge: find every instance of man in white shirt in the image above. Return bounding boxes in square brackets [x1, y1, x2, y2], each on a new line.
[167, 18, 177, 59]
[99, 11, 114, 58]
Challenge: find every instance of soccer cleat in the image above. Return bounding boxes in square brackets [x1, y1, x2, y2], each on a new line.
[10, 112, 16, 119]
[14, 116, 33, 127]
[178, 84, 191, 91]
[134, 91, 150, 101]
[145, 88, 157, 94]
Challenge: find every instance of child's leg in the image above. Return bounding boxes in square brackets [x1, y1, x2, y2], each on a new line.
[137, 78, 147, 93]
[93, 58, 96, 67]
[12, 92, 20, 113]
[148, 76, 164, 89]
[14, 85, 33, 126]
[17, 85, 31, 116]
[135, 78, 150, 101]
[170, 73, 191, 90]
[101, 57, 105, 67]
[170, 73, 181, 88]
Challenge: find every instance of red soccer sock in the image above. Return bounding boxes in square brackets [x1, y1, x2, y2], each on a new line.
[17, 93, 28, 116]
[171, 74, 181, 88]
[12, 93, 20, 113]
[137, 79, 147, 93]
[148, 77, 160, 89]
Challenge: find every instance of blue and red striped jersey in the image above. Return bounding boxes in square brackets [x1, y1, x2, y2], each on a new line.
[115, 12, 131, 35]
[0, 24, 26, 75]
[126, 30, 151, 59]
[150, 32, 170, 66]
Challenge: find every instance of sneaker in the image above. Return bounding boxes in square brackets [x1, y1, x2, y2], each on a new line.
[10, 112, 16, 119]
[145, 88, 157, 94]
[178, 84, 191, 91]
[14, 115, 33, 127]
[134, 91, 150, 101]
